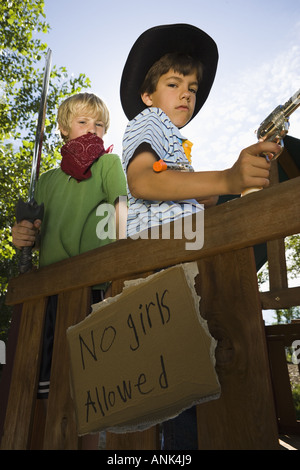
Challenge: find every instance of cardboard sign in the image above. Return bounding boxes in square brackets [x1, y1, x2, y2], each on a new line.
[67, 263, 220, 435]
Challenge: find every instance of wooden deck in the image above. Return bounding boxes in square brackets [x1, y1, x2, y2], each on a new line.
[1, 175, 300, 449]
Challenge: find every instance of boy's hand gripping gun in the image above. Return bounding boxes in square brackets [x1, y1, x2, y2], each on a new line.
[242, 88, 300, 196]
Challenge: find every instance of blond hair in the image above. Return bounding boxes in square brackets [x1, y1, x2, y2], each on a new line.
[57, 93, 110, 141]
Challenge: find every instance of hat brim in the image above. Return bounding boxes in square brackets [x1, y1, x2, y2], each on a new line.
[120, 23, 218, 123]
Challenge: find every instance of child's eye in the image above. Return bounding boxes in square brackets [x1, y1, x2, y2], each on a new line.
[96, 122, 104, 127]
[189, 88, 197, 94]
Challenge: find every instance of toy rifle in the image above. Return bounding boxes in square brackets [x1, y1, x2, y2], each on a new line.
[242, 87, 300, 196]
[16, 48, 52, 273]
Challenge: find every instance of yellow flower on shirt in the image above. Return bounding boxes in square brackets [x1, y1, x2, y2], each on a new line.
[182, 139, 193, 163]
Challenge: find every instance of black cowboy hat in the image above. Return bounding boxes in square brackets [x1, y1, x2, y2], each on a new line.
[120, 23, 218, 122]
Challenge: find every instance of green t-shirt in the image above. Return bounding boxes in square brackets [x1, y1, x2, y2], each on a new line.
[35, 153, 127, 268]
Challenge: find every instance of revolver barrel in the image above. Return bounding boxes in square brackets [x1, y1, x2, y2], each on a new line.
[257, 88, 300, 143]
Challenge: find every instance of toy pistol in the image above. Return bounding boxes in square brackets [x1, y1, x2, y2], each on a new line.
[242, 87, 300, 196]
[257, 87, 300, 155]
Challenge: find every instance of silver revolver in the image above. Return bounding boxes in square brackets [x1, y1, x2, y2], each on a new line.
[257, 88, 300, 159]
[242, 88, 300, 195]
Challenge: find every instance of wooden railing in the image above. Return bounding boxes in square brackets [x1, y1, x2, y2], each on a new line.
[265, 321, 300, 434]
[1, 175, 300, 450]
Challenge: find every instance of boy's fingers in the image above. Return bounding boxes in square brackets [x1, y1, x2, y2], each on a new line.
[33, 219, 42, 229]
[248, 141, 281, 157]
[16, 220, 34, 229]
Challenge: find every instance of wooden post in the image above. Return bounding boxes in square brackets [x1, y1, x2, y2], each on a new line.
[267, 340, 298, 432]
[195, 248, 279, 449]
[0, 298, 47, 449]
[0, 304, 22, 443]
[265, 323, 300, 434]
[43, 288, 90, 449]
[267, 161, 288, 292]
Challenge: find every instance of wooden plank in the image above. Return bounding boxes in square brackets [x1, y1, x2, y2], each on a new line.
[266, 321, 300, 433]
[29, 399, 47, 449]
[265, 323, 300, 344]
[43, 288, 90, 450]
[260, 286, 300, 310]
[278, 148, 300, 179]
[6, 177, 300, 306]
[267, 238, 288, 291]
[106, 428, 159, 450]
[267, 340, 298, 433]
[266, 162, 288, 291]
[0, 298, 46, 450]
[195, 248, 279, 449]
[0, 304, 22, 443]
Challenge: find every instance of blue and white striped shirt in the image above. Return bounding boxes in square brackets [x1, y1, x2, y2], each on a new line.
[122, 107, 203, 237]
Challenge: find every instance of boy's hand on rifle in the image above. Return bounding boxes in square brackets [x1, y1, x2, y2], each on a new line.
[12, 219, 41, 250]
[224, 141, 282, 195]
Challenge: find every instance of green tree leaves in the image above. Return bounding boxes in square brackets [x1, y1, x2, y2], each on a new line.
[0, 0, 91, 345]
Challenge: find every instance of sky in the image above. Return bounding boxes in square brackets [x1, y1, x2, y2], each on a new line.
[42, 0, 300, 169]
[41, 0, 300, 323]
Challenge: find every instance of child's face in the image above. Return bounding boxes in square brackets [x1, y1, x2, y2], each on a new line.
[61, 114, 106, 142]
[141, 69, 198, 128]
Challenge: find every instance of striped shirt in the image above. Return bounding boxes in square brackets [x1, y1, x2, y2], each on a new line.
[122, 107, 204, 237]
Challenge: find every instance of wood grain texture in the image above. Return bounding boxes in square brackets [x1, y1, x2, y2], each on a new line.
[43, 288, 90, 449]
[195, 248, 279, 449]
[0, 298, 46, 449]
[6, 177, 300, 306]
[3, 177, 300, 449]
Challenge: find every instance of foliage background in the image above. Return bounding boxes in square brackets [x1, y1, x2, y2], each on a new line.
[0, 0, 91, 350]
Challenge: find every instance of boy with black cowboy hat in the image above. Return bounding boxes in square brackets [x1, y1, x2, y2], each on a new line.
[120, 23, 281, 240]
[120, 23, 281, 449]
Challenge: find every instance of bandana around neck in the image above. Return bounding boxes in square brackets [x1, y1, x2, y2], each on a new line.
[60, 133, 113, 182]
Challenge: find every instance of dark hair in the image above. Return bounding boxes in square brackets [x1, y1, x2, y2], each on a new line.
[140, 52, 204, 95]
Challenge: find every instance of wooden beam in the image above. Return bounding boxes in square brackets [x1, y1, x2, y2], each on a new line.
[6, 177, 300, 306]
[196, 248, 279, 449]
[265, 322, 300, 344]
[267, 238, 288, 291]
[43, 288, 90, 449]
[266, 161, 288, 291]
[260, 286, 300, 310]
[267, 340, 298, 432]
[0, 298, 46, 449]
[278, 148, 300, 179]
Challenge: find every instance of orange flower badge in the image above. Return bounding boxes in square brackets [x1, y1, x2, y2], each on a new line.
[182, 139, 193, 163]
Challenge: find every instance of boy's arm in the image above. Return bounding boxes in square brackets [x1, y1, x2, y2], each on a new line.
[127, 141, 282, 200]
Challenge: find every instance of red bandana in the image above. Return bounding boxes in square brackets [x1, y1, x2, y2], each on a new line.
[60, 133, 113, 182]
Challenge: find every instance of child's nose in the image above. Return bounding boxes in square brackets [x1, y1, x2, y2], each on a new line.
[87, 125, 97, 134]
[181, 89, 191, 100]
